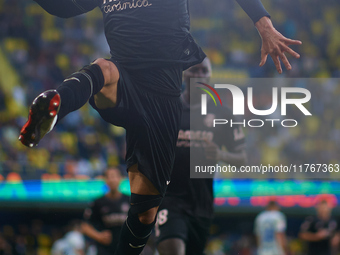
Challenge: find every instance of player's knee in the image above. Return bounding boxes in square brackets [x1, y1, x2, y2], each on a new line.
[157, 238, 186, 255]
[93, 58, 118, 86]
[129, 193, 163, 226]
[137, 206, 158, 225]
[124, 195, 162, 241]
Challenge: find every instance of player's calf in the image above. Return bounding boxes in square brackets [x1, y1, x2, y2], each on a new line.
[56, 63, 105, 120]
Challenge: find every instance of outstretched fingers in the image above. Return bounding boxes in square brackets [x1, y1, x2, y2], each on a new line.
[259, 50, 268, 67]
[283, 37, 302, 46]
[270, 54, 282, 74]
[279, 52, 291, 71]
[282, 44, 301, 59]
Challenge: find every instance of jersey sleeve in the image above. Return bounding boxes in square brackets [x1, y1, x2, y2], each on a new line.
[34, 0, 100, 19]
[235, 0, 271, 24]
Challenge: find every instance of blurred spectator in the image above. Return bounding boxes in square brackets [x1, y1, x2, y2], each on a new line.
[0, 233, 12, 255]
[81, 167, 129, 255]
[51, 220, 85, 255]
[254, 201, 287, 255]
[299, 200, 339, 255]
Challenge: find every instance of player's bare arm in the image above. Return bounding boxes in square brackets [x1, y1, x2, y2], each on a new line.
[299, 230, 330, 242]
[81, 222, 112, 245]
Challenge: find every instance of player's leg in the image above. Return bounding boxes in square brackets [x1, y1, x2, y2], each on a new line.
[91, 64, 183, 255]
[19, 58, 119, 147]
[157, 238, 186, 255]
[186, 217, 211, 255]
[57, 58, 119, 119]
[155, 208, 188, 255]
[114, 164, 163, 255]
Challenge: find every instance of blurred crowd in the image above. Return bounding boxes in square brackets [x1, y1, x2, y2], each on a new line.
[0, 218, 73, 255]
[0, 221, 56, 255]
[1, 0, 339, 181]
[0, 214, 312, 255]
[0, 218, 154, 255]
[205, 233, 306, 255]
[0, 0, 127, 181]
[190, 0, 340, 78]
[0, 1, 339, 255]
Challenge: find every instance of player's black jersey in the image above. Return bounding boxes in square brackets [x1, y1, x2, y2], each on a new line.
[161, 97, 245, 219]
[84, 194, 130, 254]
[300, 216, 338, 255]
[36, 0, 205, 70]
[93, 0, 205, 70]
[35, 0, 271, 70]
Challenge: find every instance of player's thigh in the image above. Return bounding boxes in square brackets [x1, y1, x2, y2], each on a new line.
[157, 238, 185, 255]
[156, 209, 188, 254]
[128, 164, 159, 196]
[186, 218, 211, 255]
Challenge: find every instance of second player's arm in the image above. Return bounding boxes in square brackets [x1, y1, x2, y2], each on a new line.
[33, 0, 99, 18]
[81, 222, 112, 245]
[299, 218, 327, 242]
[299, 230, 329, 242]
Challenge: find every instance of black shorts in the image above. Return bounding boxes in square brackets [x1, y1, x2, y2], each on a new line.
[155, 209, 211, 255]
[89, 59, 183, 196]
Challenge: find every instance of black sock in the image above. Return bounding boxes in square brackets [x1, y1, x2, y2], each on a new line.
[114, 211, 156, 255]
[56, 64, 104, 121]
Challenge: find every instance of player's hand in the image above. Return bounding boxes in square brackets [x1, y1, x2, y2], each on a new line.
[97, 230, 112, 245]
[316, 229, 330, 240]
[204, 141, 219, 160]
[255, 16, 302, 74]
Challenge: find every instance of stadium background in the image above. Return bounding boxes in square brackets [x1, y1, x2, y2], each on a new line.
[0, 0, 340, 254]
